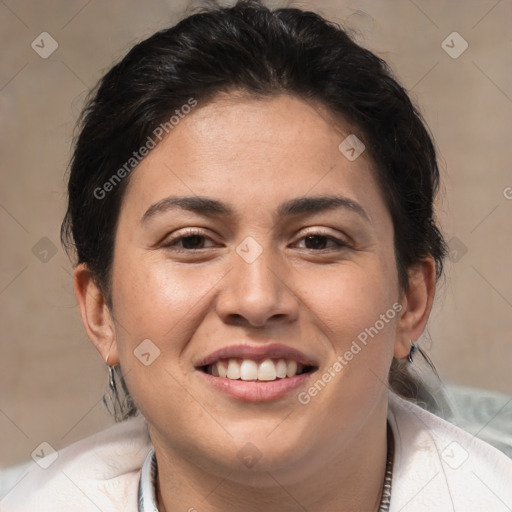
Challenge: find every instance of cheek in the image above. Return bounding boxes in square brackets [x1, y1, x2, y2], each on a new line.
[283, 259, 400, 458]
[307, 256, 399, 340]
[300, 251, 400, 405]
[109, 256, 214, 420]
[112, 252, 222, 342]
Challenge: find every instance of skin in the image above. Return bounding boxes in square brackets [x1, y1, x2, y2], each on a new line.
[74, 93, 436, 512]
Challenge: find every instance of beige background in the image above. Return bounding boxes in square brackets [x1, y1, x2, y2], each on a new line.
[1, 0, 511, 468]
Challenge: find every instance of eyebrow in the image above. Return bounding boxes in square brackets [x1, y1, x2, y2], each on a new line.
[140, 194, 370, 224]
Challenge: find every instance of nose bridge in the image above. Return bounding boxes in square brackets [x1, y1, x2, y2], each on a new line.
[216, 236, 297, 326]
[236, 237, 280, 294]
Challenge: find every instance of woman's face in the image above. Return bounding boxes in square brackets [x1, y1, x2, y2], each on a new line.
[103, 94, 413, 482]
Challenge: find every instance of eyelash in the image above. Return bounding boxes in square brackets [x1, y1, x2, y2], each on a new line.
[161, 228, 350, 252]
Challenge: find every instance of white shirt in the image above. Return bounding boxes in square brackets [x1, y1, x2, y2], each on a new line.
[2, 392, 511, 511]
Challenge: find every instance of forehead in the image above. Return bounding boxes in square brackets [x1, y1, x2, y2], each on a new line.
[120, 93, 386, 225]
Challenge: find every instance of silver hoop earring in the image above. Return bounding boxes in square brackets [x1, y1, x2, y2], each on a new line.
[407, 341, 416, 363]
[103, 354, 124, 422]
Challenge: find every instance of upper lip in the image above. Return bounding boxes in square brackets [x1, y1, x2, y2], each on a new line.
[195, 343, 319, 368]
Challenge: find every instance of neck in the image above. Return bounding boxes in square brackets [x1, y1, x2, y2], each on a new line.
[152, 402, 389, 512]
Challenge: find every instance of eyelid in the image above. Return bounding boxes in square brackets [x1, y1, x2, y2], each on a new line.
[293, 229, 351, 249]
[160, 228, 214, 248]
[161, 227, 351, 252]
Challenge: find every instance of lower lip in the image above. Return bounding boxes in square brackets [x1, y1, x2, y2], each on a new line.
[197, 370, 314, 402]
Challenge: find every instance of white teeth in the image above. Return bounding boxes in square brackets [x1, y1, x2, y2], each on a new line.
[227, 359, 241, 379]
[258, 359, 277, 381]
[216, 360, 227, 378]
[276, 359, 287, 378]
[208, 358, 308, 381]
[240, 359, 258, 381]
[286, 360, 298, 378]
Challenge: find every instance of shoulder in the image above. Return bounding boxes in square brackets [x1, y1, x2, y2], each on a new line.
[388, 391, 512, 512]
[0, 415, 151, 512]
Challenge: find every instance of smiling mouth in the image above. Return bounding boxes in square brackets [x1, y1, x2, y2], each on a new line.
[199, 358, 317, 381]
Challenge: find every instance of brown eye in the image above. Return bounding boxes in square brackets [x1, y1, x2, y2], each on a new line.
[295, 233, 349, 251]
[176, 234, 207, 250]
[304, 235, 330, 250]
[161, 229, 216, 251]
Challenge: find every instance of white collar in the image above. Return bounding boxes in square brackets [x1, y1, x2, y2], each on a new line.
[137, 393, 512, 511]
[138, 448, 158, 512]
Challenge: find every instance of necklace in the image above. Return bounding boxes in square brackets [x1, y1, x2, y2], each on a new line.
[378, 421, 394, 512]
[138, 422, 394, 512]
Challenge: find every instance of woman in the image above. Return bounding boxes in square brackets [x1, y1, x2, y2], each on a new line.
[3, 1, 511, 511]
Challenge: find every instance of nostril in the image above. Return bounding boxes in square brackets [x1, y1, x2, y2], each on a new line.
[225, 314, 250, 327]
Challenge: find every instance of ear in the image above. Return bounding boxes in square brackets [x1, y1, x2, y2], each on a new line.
[394, 256, 436, 360]
[73, 263, 119, 365]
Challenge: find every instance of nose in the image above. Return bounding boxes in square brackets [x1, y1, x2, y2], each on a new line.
[215, 241, 299, 328]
